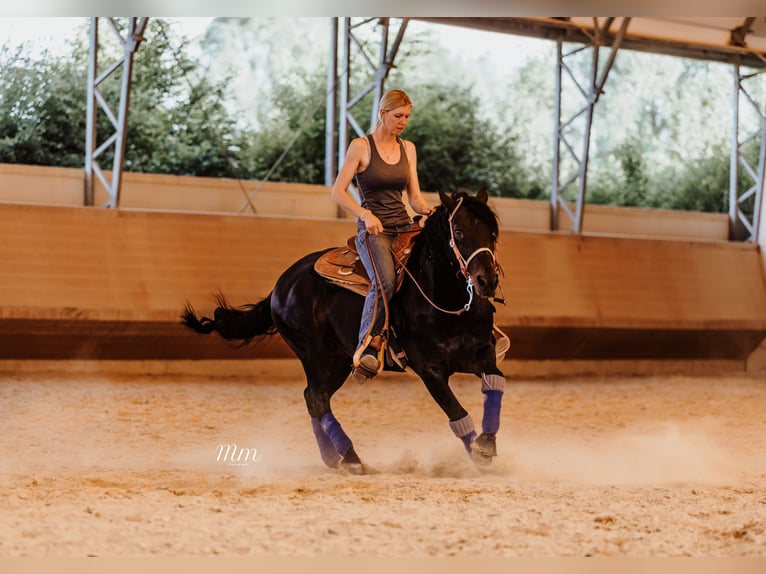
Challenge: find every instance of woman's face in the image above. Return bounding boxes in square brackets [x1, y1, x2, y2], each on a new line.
[381, 104, 412, 136]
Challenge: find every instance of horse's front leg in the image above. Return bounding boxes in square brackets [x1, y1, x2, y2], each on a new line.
[417, 367, 479, 455]
[471, 369, 506, 465]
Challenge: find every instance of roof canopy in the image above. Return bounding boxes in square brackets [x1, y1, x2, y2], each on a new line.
[418, 17, 766, 69]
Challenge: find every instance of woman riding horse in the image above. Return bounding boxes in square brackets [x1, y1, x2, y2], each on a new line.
[182, 188, 507, 474]
[331, 89, 434, 382]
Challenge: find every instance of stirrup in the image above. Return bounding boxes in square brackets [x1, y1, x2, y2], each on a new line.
[351, 353, 379, 384]
[352, 335, 385, 380]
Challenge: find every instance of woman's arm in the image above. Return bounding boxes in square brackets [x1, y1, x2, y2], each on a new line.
[331, 138, 384, 234]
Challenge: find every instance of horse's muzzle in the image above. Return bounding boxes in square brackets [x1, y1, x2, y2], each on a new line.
[471, 260, 499, 299]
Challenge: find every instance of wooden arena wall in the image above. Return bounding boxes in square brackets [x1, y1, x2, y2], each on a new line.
[0, 163, 730, 241]
[2, 163, 766, 375]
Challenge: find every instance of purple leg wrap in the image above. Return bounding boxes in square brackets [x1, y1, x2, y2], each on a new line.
[311, 417, 342, 467]
[460, 431, 477, 453]
[320, 412, 353, 458]
[449, 414, 476, 453]
[482, 390, 503, 435]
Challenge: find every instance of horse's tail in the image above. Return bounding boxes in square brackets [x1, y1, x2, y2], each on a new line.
[181, 292, 276, 344]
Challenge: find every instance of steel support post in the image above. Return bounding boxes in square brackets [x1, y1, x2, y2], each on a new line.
[551, 18, 630, 233]
[337, 16, 352, 190]
[84, 17, 148, 208]
[325, 17, 339, 188]
[730, 64, 766, 242]
[334, 17, 409, 204]
[550, 39, 563, 231]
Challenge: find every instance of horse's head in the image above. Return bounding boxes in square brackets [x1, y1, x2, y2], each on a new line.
[438, 188, 500, 299]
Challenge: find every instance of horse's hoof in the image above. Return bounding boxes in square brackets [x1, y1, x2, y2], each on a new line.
[471, 433, 497, 466]
[340, 460, 365, 475]
[338, 447, 364, 474]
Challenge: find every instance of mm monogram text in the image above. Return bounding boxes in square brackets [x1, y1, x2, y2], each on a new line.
[216, 444, 260, 466]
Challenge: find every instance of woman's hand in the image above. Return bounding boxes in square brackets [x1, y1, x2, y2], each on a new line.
[417, 204, 434, 217]
[361, 210, 384, 235]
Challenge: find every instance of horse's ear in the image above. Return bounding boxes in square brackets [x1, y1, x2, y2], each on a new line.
[476, 187, 489, 204]
[439, 190, 455, 211]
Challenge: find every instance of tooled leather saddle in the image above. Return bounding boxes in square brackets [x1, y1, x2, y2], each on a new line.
[313, 227, 423, 297]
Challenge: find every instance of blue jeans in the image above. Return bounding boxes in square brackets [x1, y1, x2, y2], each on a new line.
[355, 223, 400, 353]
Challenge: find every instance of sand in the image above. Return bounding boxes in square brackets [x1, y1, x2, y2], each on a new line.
[1, 363, 765, 557]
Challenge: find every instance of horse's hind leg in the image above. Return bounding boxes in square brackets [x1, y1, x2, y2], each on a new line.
[302, 358, 364, 474]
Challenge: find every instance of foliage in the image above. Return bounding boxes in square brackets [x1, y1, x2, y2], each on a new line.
[237, 70, 328, 184]
[119, 19, 248, 177]
[402, 86, 530, 197]
[1, 18, 764, 215]
[0, 42, 88, 167]
[588, 140, 650, 207]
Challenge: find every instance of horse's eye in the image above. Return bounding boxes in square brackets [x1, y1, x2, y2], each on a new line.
[454, 228, 464, 240]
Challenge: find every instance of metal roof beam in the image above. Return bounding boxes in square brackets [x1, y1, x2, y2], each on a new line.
[416, 17, 766, 70]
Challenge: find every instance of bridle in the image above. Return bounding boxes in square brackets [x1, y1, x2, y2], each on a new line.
[395, 196, 499, 316]
[448, 196, 497, 284]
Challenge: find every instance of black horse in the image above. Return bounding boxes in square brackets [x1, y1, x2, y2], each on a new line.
[182, 189, 507, 473]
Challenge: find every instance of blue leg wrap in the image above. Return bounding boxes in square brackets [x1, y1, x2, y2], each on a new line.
[482, 390, 503, 435]
[311, 417, 342, 467]
[449, 414, 476, 453]
[320, 412, 353, 458]
[460, 431, 477, 453]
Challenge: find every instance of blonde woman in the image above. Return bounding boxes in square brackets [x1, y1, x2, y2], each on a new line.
[331, 89, 433, 381]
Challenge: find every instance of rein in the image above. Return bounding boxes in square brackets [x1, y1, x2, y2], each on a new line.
[394, 196, 497, 316]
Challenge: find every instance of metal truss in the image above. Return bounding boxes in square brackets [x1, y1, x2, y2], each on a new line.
[76, 16, 764, 241]
[730, 65, 766, 242]
[84, 17, 148, 208]
[325, 17, 409, 193]
[550, 17, 630, 233]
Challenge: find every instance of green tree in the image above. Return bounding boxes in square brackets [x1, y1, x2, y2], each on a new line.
[402, 86, 528, 197]
[241, 74, 328, 184]
[120, 19, 248, 177]
[0, 19, 250, 178]
[0, 43, 88, 167]
[2, 18, 760, 218]
[589, 140, 649, 207]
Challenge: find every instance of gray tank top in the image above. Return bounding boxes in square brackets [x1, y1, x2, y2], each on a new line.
[355, 134, 412, 229]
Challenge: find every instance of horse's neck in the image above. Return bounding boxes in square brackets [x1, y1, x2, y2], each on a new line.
[405, 229, 469, 304]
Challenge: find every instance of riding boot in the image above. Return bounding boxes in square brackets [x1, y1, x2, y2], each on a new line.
[352, 333, 385, 383]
